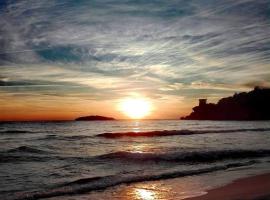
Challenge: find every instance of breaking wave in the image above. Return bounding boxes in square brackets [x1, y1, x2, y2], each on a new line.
[97, 128, 270, 138]
[13, 160, 257, 200]
[97, 149, 270, 163]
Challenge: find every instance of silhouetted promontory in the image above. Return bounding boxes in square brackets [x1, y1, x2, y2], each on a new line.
[75, 115, 115, 121]
[181, 87, 270, 120]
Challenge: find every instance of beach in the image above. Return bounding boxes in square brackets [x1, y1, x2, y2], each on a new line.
[60, 170, 270, 200]
[42, 168, 270, 200]
[186, 173, 270, 200]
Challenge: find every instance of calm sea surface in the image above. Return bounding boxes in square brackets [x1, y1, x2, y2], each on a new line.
[1, 120, 270, 199]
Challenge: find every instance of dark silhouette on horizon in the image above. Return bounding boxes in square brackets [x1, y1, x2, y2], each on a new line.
[75, 115, 115, 121]
[181, 87, 270, 120]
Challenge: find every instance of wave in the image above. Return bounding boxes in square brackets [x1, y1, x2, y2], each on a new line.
[96, 127, 270, 138]
[97, 149, 270, 163]
[0, 130, 34, 134]
[0, 146, 52, 163]
[2, 147, 270, 165]
[63, 135, 92, 140]
[0, 155, 53, 164]
[5, 146, 49, 154]
[13, 160, 257, 200]
[41, 134, 92, 141]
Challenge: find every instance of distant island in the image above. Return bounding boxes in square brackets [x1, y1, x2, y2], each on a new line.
[75, 115, 115, 121]
[181, 87, 270, 120]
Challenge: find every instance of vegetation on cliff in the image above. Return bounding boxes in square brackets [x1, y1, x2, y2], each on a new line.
[181, 87, 270, 120]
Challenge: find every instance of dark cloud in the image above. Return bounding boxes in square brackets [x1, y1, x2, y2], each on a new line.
[0, 79, 65, 87]
[243, 81, 270, 88]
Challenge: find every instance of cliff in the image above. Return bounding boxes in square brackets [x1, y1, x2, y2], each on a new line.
[75, 115, 115, 121]
[181, 87, 270, 120]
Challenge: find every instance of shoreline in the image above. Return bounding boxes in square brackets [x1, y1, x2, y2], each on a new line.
[184, 172, 270, 200]
[59, 165, 270, 200]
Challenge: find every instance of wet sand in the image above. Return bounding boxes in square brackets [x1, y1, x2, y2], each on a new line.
[45, 169, 270, 200]
[184, 173, 270, 200]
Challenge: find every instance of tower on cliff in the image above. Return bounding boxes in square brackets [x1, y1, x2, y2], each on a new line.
[199, 99, 207, 106]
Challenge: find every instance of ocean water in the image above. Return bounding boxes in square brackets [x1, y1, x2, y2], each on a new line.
[1, 120, 270, 200]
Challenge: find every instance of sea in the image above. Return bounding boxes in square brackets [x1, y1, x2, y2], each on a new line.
[1, 120, 270, 200]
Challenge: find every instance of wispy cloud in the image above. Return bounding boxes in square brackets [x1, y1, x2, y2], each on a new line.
[0, 0, 269, 119]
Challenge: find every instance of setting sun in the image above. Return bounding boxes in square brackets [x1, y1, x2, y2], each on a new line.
[120, 98, 152, 119]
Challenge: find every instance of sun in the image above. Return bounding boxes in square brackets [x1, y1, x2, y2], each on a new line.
[119, 98, 152, 119]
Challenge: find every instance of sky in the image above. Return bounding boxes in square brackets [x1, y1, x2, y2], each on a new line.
[0, 0, 270, 121]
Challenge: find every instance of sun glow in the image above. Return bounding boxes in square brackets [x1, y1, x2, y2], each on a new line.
[120, 98, 152, 119]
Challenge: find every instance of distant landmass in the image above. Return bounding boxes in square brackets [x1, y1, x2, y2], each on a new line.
[181, 87, 270, 120]
[75, 115, 115, 121]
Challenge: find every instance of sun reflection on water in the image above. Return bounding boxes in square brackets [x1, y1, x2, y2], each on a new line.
[135, 188, 155, 200]
[126, 184, 171, 200]
[129, 121, 154, 153]
[132, 121, 141, 133]
[129, 143, 150, 153]
[75, 173, 209, 200]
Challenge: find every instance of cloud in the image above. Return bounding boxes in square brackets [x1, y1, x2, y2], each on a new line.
[0, 0, 269, 119]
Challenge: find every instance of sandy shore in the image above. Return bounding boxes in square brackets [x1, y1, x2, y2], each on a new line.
[184, 173, 270, 200]
[45, 170, 270, 200]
